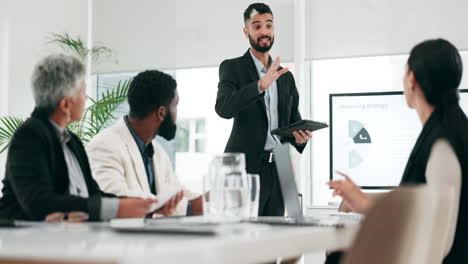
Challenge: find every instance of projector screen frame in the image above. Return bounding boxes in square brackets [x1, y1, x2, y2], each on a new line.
[328, 89, 468, 190]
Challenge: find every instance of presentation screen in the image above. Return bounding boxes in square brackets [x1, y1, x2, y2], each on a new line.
[330, 89, 468, 189]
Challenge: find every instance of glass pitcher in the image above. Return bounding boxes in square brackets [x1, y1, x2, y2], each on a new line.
[203, 153, 250, 220]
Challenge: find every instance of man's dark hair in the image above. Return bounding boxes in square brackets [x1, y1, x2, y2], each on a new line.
[243, 3, 273, 24]
[128, 70, 177, 119]
[408, 38, 462, 108]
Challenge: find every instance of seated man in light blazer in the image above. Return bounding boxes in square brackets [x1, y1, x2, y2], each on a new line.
[86, 70, 202, 216]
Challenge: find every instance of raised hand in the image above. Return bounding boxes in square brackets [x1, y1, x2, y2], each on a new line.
[258, 57, 289, 91]
[327, 171, 372, 214]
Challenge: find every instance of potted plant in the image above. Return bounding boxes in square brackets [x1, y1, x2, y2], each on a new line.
[0, 33, 129, 153]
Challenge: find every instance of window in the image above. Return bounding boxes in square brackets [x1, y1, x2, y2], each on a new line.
[175, 120, 190, 153]
[175, 118, 207, 153]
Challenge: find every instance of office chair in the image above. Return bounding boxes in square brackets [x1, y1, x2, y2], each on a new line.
[342, 185, 455, 264]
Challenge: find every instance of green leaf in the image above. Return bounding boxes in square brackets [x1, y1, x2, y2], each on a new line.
[74, 78, 131, 143]
[0, 117, 24, 153]
[48, 33, 112, 62]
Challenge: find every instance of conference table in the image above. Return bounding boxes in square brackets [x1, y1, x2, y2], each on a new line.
[0, 214, 360, 264]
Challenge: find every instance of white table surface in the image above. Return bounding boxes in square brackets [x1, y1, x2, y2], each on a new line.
[0, 216, 359, 264]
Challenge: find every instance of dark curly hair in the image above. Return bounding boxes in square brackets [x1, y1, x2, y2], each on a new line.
[128, 70, 177, 120]
[243, 3, 273, 24]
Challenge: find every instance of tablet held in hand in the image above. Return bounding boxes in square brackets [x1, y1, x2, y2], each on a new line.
[271, 120, 328, 138]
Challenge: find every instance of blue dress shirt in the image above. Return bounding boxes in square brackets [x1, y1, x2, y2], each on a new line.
[124, 116, 156, 195]
[249, 50, 280, 150]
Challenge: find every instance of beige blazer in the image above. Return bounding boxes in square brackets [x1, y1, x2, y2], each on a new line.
[86, 118, 199, 216]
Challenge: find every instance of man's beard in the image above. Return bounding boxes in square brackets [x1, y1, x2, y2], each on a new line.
[249, 34, 274, 53]
[158, 112, 177, 141]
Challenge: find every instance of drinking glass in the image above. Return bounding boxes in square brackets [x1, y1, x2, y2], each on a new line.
[247, 174, 261, 218]
[203, 153, 249, 219]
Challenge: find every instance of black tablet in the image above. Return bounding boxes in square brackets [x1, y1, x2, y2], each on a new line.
[271, 120, 328, 138]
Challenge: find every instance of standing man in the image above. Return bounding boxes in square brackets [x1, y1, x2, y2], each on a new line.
[216, 3, 312, 217]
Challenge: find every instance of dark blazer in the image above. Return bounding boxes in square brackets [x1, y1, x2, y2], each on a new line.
[216, 50, 306, 173]
[0, 107, 115, 221]
[400, 105, 468, 264]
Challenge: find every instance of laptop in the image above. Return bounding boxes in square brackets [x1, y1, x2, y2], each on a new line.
[250, 143, 362, 227]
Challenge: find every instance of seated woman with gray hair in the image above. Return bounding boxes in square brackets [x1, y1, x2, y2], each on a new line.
[0, 54, 182, 221]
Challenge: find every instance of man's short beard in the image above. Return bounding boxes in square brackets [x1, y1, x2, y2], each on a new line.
[159, 111, 177, 141]
[249, 34, 274, 53]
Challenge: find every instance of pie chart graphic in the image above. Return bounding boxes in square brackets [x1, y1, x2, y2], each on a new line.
[348, 120, 372, 168]
[349, 120, 371, 144]
[349, 149, 363, 169]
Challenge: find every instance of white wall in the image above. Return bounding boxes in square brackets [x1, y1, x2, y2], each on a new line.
[93, 0, 468, 73]
[0, 0, 88, 182]
[0, 11, 9, 117]
[2, 0, 88, 117]
[93, 0, 294, 73]
[306, 0, 468, 59]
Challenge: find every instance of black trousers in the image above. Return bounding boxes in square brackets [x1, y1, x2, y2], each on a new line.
[324, 252, 344, 264]
[258, 159, 285, 216]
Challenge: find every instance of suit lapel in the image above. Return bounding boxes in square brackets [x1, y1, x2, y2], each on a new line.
[242, 49, 268, 119]
[151, 143, 162, 194]
[116, 119, 151, 193]
[66, 137, 92, 190]
[276, 72, 287, 127]
[400, 110, 439, 184]
[47, 123, 69, 193]
[243, 49, 261, 83]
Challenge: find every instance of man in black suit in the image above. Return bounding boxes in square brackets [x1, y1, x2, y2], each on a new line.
[216, 3, 312, 216]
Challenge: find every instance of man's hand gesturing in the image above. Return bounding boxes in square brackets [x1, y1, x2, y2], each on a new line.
[258, 57, 289, 91]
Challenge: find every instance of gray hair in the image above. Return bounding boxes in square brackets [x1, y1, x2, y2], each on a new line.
[31, 54, 85, 108]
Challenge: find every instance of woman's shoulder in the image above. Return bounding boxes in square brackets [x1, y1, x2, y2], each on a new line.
[5, 117, 55, 153]
[12, 117, 51, 139]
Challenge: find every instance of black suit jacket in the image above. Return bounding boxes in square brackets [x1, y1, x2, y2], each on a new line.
[216, 50, 306, 173]
[0, 107, 115, 221]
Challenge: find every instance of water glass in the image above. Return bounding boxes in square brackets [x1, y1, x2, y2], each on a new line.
[223, 171, 250, 218]
[247, 174, 260, 218]
[203, 153, 249, 219]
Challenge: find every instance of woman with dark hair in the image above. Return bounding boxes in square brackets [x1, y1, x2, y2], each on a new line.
[327, 39, 468, 263]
